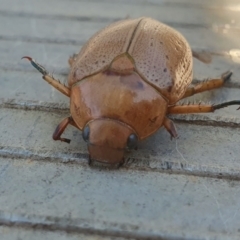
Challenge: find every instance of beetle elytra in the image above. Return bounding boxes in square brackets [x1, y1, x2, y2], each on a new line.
[23, 17, 240, 166]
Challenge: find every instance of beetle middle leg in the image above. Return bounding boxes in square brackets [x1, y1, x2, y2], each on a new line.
[68, 53, 78, 67]
[53, 116, 78, 143]
[181, 71, 232, 99]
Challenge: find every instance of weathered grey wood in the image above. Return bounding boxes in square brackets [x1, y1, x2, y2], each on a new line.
[1, 0, 240, 238]
[0, 40, 76, 73]
[0, 157, 240, 240]
[1, 71, 68, 102]
[0, 0, 239, 28]
[0, 226, 131, 240]
[1, 70, 240, 124]
[0, 108, 240, 179]
[1, 40, 240, 82]
[1, 14, 239, 52]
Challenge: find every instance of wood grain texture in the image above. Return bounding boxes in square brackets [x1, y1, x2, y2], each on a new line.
[0, 0, 240, 239]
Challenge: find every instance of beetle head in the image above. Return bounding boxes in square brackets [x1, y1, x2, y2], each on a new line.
[82, 119, 138, 164]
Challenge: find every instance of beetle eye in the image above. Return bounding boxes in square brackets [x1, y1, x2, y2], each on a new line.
[127, 133, 138, 150]
[82, 125, 90, 142]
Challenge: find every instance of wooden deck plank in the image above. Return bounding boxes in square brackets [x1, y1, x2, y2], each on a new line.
[0, 0, 239, 27]
[1, 70, 240, 125]
[0, 108, 240, 178]
[0, 14, 239, 52]
[0, 226, 130, 240]
[0, 157, 240, 240]
[1, 39, 239, 81]
[0, 0, 240, 239]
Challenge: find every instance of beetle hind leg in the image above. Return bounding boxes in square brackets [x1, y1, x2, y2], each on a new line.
[181, 71, 232, 99]
[53, 116, 78, 143]
[22, 56, 70, 97]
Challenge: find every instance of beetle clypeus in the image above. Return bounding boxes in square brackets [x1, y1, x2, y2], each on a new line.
[23, 17, 240, 166]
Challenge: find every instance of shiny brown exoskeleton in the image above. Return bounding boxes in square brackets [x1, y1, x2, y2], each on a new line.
[23, 17, 240, 166]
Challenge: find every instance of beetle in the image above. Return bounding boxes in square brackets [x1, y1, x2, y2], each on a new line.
[23, 17, 240, 166]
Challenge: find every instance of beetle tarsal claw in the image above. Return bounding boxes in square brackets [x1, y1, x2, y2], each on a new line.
[163, 117, 178, 139]
[221, 70, 232, 82]
[22, 56, 48, 75]
[213, 100, 240, 111]
[61, 138, 71, 144]
[88, 156, 92, 166]
[22, 56, 70, 97]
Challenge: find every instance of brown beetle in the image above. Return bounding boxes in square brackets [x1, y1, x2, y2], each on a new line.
[23, 17, 239, 165]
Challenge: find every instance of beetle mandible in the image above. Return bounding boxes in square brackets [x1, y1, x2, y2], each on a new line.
[23, 17, 240, 166]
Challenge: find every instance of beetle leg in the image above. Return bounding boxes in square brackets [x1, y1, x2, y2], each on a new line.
[88, 156, 92, 166]
[163, 117, 178, 139]
[117, 158, 125, 168]
[181, 71, 232, 99]
[53, 116, 78, 143]
[192, 50, 212, 64]
[22, 56, 70, 97]
[168, 100, 240, 114]
[68, 53, 78, 67]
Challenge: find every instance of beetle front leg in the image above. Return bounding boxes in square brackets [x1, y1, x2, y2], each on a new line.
[22, 56, 70, 97]
[53, 116, 78, 143]
[163, 117, 178, 139]
[181, 71, 232, 99]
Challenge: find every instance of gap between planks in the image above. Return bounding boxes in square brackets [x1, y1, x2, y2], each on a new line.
[1, 98, 240, 128]
[0, 35, 236, 59]
[1, 145, 240, 180]
[0, 9, 225, 30]
[0, 211, 184, 240]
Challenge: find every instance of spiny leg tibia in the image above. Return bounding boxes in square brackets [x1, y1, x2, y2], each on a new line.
[181, 71, 232, 99]
[53, 116, 78, 143]
[168, 101, 240, 114]
[22, 56, 70, 97]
